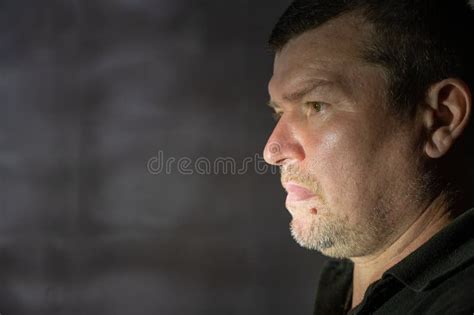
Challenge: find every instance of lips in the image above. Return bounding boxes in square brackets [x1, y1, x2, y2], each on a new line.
[284, 182, 316, 202]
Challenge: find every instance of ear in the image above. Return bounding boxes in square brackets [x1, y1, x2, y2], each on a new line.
[422, 79, 472, 159]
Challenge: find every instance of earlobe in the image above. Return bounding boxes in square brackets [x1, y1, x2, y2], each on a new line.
[423, 79, 472, 159]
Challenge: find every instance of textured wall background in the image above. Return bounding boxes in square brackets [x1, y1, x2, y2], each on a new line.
[0, 1, 327, 314]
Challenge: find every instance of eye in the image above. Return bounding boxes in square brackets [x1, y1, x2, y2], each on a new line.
[306, 101, 327, 114]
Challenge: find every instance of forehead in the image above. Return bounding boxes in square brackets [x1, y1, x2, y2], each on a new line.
[269, 14, 374, 99]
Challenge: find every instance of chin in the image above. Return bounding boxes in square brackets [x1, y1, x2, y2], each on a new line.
[289, 218, 321, 250]
[289, 214, 373, 259]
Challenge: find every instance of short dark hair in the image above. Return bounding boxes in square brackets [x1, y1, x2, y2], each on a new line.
[269, 0, 474, 118]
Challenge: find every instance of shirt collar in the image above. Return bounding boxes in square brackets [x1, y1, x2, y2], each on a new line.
[385, 208, 474, 292]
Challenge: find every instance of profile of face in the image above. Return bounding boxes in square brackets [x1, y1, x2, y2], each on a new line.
[264, 14, 431, 259]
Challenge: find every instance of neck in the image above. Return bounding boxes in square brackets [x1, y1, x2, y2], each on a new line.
[349, 192, 457, 309]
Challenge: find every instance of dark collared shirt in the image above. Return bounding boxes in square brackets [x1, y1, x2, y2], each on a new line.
[313, 208, 474, 315]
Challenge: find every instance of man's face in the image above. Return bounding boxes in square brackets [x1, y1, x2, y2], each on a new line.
[264, 15, 428, 258]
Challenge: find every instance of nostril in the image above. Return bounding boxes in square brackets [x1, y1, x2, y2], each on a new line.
[274, 158, 287, 166]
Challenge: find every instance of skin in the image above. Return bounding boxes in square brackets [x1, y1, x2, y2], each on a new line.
[263, 13, 472, 308]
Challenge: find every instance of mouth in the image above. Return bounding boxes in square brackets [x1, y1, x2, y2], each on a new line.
[283, 182, 316, 202]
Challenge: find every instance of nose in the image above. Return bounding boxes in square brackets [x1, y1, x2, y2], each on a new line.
[263, 116, 305, 166]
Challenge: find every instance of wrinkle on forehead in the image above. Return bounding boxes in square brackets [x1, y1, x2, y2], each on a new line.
[269, 57, 356, 106]
[269, 13, 381, 105]
[275, 15, 372, 70]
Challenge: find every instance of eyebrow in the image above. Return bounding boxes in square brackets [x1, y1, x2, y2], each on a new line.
[267, 79, 335, 110]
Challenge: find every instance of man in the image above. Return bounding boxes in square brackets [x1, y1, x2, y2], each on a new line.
[263, 0, 474, 314]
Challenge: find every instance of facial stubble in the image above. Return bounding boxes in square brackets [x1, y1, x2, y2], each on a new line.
[283, 165, 392, 259]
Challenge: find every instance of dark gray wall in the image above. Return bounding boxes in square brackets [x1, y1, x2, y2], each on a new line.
[0, 1, 327, 314]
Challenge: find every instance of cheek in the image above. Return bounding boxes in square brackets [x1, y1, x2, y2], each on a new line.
[303, 122, 381, 211]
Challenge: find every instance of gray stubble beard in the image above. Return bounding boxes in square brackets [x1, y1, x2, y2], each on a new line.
[290, 205, 392, 259]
